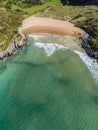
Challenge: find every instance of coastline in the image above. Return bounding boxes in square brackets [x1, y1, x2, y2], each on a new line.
[22, 16, 98, 60]
[0, 16, 98, 61]
[0, 28, 28, 61]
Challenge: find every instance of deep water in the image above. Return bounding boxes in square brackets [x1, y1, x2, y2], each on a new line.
[0, 35, 98, 130]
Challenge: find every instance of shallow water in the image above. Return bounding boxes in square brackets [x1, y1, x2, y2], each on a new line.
[0, 35, 98, 130]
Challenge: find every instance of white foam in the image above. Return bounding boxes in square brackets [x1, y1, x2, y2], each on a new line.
[74, 51, 98, 84]
[30, 35, 98, 84]
[28, 34, 45, 40]
[35, 42, 98, 84]
[34, 42, 68, 56]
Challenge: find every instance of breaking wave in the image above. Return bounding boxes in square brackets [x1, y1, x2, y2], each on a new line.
[74, 51, 98, 84]
[30, 34, 98, 84]
[34, 42, 68, 56]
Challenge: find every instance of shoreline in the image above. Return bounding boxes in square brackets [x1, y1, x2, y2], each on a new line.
[0, 16, 97, 61]
[0, 28, 28, 61]
[22, 16, 98, 60]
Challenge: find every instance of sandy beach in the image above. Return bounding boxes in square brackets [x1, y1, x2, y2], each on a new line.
[22, 16, 86, 38]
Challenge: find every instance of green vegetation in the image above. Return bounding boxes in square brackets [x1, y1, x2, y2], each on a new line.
[0, 8, 25, 51]
[11, 0, 61, 15]
[1, 0, 61, 14]
[0, 0, 98, 51]
[36, 5, 98, 48]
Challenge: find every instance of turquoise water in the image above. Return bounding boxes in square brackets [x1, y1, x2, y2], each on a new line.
[0, 35, 98, 130]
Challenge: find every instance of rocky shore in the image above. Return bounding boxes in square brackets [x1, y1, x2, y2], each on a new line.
[0, 34, 28, 61]
[22, 16, 98, 61]
[81, 36, 98, 61]
[0, 28, 97, 62]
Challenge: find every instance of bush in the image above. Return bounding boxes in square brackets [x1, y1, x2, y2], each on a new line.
[15, 9, 22, 12]
[5, 4, 11, 9]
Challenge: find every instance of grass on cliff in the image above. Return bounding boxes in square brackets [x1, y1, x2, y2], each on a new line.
[0, 0, 61, 51]
[4, 0, 61, 15]
[0, 3, 98, 51]
[35, 5, 98, 48]
[0, 8, 25, 51]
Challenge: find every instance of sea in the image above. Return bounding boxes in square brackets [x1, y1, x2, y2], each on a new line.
[0, 34, 98, 130]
